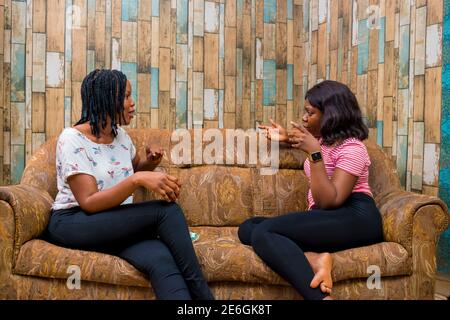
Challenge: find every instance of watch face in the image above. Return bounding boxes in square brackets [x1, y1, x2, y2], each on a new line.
[311, 152, 322, 161]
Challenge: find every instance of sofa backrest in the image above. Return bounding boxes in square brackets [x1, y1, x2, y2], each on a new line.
[21, 128, 401, 226]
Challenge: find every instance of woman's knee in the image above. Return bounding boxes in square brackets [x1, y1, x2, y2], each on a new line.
[238, 217, 269, 245]
[250, 223, 272, 250]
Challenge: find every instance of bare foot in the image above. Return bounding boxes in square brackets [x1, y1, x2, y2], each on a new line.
[305, 252, 333, 295]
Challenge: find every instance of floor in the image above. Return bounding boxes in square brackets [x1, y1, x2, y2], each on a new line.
[434, 272, 450, 300]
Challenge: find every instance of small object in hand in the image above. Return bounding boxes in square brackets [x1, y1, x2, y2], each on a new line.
[190, 231, 199, 242]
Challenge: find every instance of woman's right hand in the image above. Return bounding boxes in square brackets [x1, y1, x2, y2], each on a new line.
[258, 118, 289, 142]
[135, 171, 181, 202]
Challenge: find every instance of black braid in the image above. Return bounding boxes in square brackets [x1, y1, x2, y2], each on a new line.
[75, 69, 128, 138]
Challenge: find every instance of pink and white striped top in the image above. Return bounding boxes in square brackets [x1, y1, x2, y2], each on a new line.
[303, 137, 373, 210]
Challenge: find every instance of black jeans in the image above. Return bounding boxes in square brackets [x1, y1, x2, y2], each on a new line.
[238, 192, 383, 300]
[45, 200, 214, 300]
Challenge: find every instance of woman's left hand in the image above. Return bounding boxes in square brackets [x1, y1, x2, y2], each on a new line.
[144, 145, 164, 167]
[288, 121, 321, 154]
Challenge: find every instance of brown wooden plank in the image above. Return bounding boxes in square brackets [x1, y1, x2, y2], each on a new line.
[204, 32, 219, 89]
[159, 91, 170, 129]
[47, 0, 65, 52]
[224, 27, 236, 76]
[138, 20, 152, 72]
[193, 36, 204, 72]
[350, 46, 358, 93]
[72, 28, 87, 82]
[122, 21, 137, 62]
[223, 112, 235, 129]
[386, 0, 396, 42]
[95, 10, 106, 67]
[367, 70, 378, 127]
[256, 0, 264, 38]
[384, 41, 395, 97]
[383, 97, 393, 148]
[276, 22, 287, 68]
[31, 92, 45, 133]
[368, 23, 379, 71]
[151, 17, 159, 67]
[277, 69, 286, 105]
[224, 76, 235, 113]
[277, 0, 287, 23]
[317, 23, 326, 80]
[137, 112, 151, 128]
[225, 0, 236, 27]
[293, 46, 303, 85]
[33, 0, 46, 33]
[255, 80, 263, 123]
[263, 23, 276, 60]
[330, 0, 339, 50]
[137, 73, 151, 113]
[159, 48, 171, 91]
[293, 4, 302, 46]
[45, 88, 64, 139]
[160, 0, 171, 48]
[138, 0, 151, 21]
[330, 49, 338, 80]
[311, 30, 318, 65]
[241, 98, 251, 129]
[427, 0, 443, 25]
[424, 67, 441, 143]
[112, 0, 121, 38]
[71, 81, 82, 124]
[413, 74, 425, 121]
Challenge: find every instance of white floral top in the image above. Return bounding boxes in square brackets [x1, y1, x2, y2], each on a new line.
[53, 127, 136, 210]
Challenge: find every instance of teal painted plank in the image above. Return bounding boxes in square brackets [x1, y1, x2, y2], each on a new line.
[11, 145, 25, 185]
[152, 0, 160, 16]
[176, 0, 188, 44]
[287, 64, 293, 100]
[122, 0, 138, 21]
[219, 3, 225, 59]
[176, 81, 187, 128]
[263, 59, 276, 106]
[87, 50, 95, 75]
[151, 67, 159, 108]
[65, 97, 71, 128]
[11, 44, 25, 102]
[287, 0, 293, 20]
[65, 0, 73, 62]
[378, 17, 385, 64]
[121, 62, 138, 108]
[376, 120, 383, 146]
[303, 0, 310, 34]
[357, 19, 369, 75]
[264, 0, 277, 23]
[399, 24, 410, 89]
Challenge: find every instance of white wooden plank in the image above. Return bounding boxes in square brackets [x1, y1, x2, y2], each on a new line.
[425, 24, 442, 68]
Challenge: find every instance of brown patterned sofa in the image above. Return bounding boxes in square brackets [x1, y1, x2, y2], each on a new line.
[0, 128, 448, 299]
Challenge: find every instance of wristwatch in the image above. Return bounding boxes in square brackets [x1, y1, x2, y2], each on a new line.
[308, 151, 323, 163]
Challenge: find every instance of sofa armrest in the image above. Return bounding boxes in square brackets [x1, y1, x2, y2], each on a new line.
[0, 184, 53, 263]
[376, 190, 448, 256]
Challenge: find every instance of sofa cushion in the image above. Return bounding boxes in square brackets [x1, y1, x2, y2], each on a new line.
[14, 227, 411, 288]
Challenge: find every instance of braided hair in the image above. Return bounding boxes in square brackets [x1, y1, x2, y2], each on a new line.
[76, 69, 128, 138]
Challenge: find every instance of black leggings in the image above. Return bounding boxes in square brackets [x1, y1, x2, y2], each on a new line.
[238, 192, 383, 300]
[45, 200, 213, 300]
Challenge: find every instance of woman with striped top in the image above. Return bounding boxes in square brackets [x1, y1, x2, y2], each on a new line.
[238, 80, 383, 300]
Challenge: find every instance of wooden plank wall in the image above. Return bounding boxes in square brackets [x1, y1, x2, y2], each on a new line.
[0, 0, 445, 197]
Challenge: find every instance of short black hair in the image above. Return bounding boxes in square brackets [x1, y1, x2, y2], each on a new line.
[305, 80, 368, 146]
[76, 69, 128, 137]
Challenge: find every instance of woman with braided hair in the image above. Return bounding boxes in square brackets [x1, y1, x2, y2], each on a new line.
[44, 69, 214, 300]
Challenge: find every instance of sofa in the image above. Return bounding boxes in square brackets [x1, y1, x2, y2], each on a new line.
[0, 128, 448, 300]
